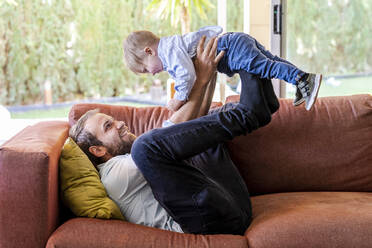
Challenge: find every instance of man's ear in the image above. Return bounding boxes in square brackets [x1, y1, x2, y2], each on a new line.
[88, 145, 107, 158]
[144, 47, 153, 55]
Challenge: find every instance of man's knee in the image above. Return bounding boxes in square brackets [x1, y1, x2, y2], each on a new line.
[131, 130, 158, 166]
[269, 99, 280, 114]
[238, 72, 272, 125]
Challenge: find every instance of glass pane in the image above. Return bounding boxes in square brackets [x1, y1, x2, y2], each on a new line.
[285, 0, 372, 98]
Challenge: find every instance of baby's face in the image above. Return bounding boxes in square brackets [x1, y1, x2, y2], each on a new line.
[142, 55, 163, 75]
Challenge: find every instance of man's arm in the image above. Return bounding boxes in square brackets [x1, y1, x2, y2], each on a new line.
[169, 36, 224, 124]
[197, 72, 217, 117]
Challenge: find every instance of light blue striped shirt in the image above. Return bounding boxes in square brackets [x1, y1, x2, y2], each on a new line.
[158, 26, 223, 101]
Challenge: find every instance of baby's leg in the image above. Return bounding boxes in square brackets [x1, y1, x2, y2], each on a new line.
[236, 35, 304, 85]
[253, 40, 307, 106]
[247, 51, 304, 85]
[254, 40, 295, 65]
[251, 37, 321, 111]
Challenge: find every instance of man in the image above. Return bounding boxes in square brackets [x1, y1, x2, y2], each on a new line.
[69, 36, 279, 235]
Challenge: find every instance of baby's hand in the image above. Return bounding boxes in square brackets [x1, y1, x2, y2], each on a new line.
[167, 99, 186, 111]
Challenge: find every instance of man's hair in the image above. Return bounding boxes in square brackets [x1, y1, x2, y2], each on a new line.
[123, 30, 159, 73]
[69, 109, 104, 166]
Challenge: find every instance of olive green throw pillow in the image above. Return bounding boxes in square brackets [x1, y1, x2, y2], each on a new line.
[59, 137, 124, 220]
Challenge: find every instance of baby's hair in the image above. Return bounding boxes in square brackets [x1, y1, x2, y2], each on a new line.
[123, 31, 159, 73]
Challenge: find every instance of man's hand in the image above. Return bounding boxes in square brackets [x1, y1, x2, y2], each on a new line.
[193, 36, 225, 87]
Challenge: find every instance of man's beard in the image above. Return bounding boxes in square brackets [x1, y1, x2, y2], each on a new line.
[105, 127, 136, 156]
[106, 138, 134, 157]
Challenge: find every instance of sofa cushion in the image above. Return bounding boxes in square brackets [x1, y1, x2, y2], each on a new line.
[60, 137, 124, 220]
[46, 218, 248, 248]
[246, 192, 372, 248]
[226, 94, 372, 195]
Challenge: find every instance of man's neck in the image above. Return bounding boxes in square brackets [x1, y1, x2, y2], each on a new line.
[102, 153, 113, 163]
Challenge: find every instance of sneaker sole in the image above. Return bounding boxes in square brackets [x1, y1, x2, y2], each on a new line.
[305, 74, 322, 111]
[293, 98, 305, 106]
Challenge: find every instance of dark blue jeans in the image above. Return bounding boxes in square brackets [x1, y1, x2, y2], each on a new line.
[131, 74, 278, 234]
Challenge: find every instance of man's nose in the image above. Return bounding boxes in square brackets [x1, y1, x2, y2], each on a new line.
[115, 121, 125, 129]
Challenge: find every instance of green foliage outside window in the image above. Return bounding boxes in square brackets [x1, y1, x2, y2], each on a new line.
[0, 0, 370, 106]
[1, 0, 229, 105]
[286, 0, 372, 75]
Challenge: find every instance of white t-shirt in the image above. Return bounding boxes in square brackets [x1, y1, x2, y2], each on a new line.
[97, 154, 183, 233]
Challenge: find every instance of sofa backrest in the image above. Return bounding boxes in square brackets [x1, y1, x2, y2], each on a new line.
[69, 103, 173, 137]
[68, 102, 223, 136]
[69, 95, 372, 195]
[226, 94, 372, 195]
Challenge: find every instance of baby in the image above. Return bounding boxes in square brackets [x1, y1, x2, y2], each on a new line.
[123, 26, 322, 111]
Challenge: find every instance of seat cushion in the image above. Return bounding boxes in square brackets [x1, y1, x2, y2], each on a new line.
[246, 192, 372, 248]
[46, 218, 248, 248]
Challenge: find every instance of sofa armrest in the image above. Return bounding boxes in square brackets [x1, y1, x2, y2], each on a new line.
[0, 121, 69, 248]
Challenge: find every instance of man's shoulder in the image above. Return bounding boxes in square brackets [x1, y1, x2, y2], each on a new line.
[98, 153, 142, 186]
[98, 154, 134, 171]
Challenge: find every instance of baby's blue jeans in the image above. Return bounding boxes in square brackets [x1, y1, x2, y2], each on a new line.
[217, 32, 305, 84]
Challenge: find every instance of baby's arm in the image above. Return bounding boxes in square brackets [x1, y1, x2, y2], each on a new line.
[167, 98, 186, 111]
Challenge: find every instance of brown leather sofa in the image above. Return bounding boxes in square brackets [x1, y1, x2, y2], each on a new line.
[1, 94, 372, 248]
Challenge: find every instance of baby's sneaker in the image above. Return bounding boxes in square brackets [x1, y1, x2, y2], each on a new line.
[298, 73, 322, 111]
[293, 87, 305, 106]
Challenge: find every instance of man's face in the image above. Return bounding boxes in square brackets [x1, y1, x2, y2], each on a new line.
[84, 113, 137, 159]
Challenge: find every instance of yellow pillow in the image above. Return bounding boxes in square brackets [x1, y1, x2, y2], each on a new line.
[59, 137, 124, 220]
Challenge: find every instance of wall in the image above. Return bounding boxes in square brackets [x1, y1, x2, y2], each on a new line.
[249, 0, 271, 50]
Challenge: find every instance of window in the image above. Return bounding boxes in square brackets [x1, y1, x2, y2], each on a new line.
[274, 0, 372, 98]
